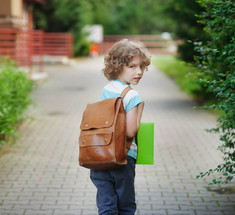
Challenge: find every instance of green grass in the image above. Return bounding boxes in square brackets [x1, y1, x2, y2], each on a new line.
[152, 55, 202, 99]
[152, 55, 222, 115]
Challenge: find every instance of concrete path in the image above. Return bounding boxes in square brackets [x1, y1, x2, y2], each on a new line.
[0, 57, 234, 215]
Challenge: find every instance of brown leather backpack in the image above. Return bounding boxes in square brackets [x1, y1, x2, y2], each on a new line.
[78, 87, 132, 171]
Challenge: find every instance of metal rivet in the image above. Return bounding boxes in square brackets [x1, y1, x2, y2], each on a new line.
[82, 140, 85, 144]
[105, 138, 107, 142]
[85, 123, 88, 127]
[105, 121, 108, 124]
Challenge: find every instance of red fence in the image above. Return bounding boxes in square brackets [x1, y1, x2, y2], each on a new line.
[0, 29, 33, 66]
[0, 29, 73, 72]
[32, 30, 44, 72]
[98, 35, 178, 55]
[43, 33, 73, 57]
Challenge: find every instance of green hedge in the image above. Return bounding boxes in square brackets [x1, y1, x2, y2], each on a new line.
[195, 0, 235, 184]
[0, 59, 34, 146]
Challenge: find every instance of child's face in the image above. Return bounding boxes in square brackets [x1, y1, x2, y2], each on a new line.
[118, 56, 145, 85]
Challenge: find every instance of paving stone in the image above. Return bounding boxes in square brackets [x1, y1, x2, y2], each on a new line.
[0, 209, 25, 215]
[167, 210, 196, 215]
[137, 209, 167, 215]
[195, 210, 224, 215]
[24, 210, 54, 215]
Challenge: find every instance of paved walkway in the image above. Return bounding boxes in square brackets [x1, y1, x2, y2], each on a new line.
[0, 57, 234, 215]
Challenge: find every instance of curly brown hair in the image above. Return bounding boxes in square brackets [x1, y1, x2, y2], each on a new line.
[102, 39, 151, 81]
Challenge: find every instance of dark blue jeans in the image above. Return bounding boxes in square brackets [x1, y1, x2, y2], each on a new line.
[90, 156, 136, 215]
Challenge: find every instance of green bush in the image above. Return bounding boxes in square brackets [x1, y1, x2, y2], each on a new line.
[165, 0, 208, 62]
[33, 0, 92, 56]
[195, 0, 235, 184]
[0, 58, 34, 146]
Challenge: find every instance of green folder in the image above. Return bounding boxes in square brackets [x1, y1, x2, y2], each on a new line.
[136, 122, 154, 165]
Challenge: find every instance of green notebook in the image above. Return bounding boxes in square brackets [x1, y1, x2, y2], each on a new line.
[136, 122, 154, 165]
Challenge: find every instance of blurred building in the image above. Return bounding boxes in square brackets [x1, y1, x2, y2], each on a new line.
[0, 0, 72, 71]
[0, 0, 44, 29]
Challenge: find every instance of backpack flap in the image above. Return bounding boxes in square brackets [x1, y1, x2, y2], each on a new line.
[80, 97, 118, 130]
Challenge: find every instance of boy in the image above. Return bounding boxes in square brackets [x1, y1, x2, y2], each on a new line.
[90, 39, 151, 214]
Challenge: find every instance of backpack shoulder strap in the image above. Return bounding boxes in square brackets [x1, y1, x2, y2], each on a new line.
[120, 87, 132, 99]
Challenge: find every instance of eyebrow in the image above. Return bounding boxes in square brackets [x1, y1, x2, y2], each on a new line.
[128, 62, 141, 66]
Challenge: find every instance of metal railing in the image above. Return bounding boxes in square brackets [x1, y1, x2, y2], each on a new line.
[0, 29, 73, 72]
[43, 33, 73, 57]
[0, 29, 33, 66]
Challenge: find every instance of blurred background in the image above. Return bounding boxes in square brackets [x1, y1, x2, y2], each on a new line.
[0, 0, 206, 59]
[0, 0, 234, 185]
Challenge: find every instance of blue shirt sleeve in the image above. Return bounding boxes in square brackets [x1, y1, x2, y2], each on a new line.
[125, 95, 142, 113]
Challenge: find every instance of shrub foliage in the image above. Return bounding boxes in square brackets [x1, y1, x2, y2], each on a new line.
[0, 59, 34, 146]
[165, 0, 208, 62]
[195, 0, 235, 184]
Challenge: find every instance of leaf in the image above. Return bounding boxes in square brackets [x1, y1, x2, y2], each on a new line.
[209, 104, 216, 109]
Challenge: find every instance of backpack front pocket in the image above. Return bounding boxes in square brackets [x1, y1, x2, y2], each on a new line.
[79, 132, 113, 147]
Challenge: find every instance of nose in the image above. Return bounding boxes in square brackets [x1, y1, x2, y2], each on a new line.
[136, 66, 142, 74]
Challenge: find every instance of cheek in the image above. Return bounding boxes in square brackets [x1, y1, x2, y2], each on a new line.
[129, 71, 136, 77]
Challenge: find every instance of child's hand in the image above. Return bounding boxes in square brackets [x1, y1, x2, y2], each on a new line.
[137, 101, 144, 126]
